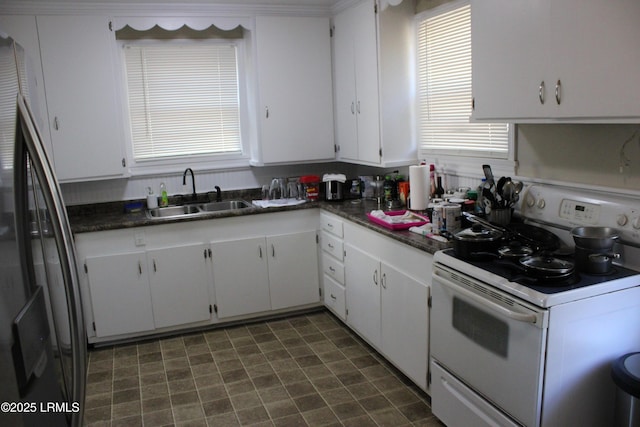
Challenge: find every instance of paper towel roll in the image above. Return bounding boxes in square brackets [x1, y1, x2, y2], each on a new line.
[409, 165, 429, 210]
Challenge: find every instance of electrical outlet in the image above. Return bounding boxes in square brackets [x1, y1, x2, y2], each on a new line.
[134, 232, 146, 247]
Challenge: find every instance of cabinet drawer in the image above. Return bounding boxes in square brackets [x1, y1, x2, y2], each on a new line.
[321, 231, 344, 261]
[321, 213, 344, 238]
[324, 275, 346, 320]
[322, 253, 345, 285]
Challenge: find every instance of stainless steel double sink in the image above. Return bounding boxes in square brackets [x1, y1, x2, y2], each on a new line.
[146, 200, 253, 220]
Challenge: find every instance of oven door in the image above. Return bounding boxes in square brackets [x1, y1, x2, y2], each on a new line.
[431, 263, 549, 427]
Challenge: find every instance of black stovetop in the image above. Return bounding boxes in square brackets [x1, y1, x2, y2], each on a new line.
[441, 248, 640, 295]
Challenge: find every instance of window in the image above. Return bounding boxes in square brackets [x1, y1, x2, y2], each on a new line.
[416, 1, 510, 160]
[120, 36, 246, 168]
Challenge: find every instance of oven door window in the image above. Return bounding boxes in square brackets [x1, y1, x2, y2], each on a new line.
[453, 297, 508, 358]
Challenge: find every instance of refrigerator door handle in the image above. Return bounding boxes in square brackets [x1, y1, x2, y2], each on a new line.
[16, 94, 87, 427]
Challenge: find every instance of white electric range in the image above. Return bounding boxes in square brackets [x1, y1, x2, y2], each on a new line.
[430, 184, 640, 427]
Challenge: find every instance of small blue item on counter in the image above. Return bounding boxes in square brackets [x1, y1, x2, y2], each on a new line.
[124, 201, 144, 213]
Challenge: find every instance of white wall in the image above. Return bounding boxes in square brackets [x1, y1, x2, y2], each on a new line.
[516, 124, 640, 192]
[60, 162, 359, 205]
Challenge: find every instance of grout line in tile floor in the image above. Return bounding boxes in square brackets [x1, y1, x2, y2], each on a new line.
[84, 309, 443, 427]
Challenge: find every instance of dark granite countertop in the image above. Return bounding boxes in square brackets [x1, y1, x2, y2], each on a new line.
[319, 199, 450, 254]
[68, 191, 450, 255]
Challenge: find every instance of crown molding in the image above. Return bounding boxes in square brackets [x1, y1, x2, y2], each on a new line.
[0, 1, 333, 16]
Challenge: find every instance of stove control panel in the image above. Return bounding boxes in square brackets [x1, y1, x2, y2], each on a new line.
[559, 199, 600, 224]
[522, 184, 640, 246]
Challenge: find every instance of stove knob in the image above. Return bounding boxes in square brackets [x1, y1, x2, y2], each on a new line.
[537, 198, 546, 209]
[617, 214, 629, 227]
[526, 195, 536, 208]
[633, 217, 640, 230]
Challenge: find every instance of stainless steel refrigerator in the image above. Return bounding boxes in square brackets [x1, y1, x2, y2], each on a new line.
[0, 33, 86, 426]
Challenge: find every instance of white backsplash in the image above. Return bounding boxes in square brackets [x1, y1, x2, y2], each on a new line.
[60, 162, 356, 205]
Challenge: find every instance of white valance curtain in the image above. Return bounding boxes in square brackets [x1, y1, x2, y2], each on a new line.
[379, 0, 406, 11]
[111, 16, 253, 32]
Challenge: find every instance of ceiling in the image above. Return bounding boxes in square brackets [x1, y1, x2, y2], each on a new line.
[47, 0, 340, 4]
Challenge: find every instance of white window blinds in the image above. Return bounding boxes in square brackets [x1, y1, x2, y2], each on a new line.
[417, 2, 509, 159]
[123, 42, 241, 161]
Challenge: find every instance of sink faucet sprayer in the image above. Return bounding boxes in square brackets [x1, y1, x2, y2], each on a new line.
[182, 168, 196, 201]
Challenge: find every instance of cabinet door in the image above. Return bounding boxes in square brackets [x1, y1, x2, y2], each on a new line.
[352, 0, 381, 164]
[0, 15, 50, 148]
[147, 244, 211, 328]
[37, 15, 125, 181]
[267, 230, 320, 310]
[344, 243, 381, 348]
[550, 0, 640, 118]
[381, 261, 429, 390]
[85, 252, 155, 337]
[471, 0, 550, 120]
[255, 16, 334, 164]
[333, 6, 359, 161]
[210, 237, 271, 318]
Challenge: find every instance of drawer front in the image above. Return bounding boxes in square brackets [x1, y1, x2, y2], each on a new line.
[321, 213, 343, 238]
[324, 275, 346, 320]
[321, 231, 344, 261]
[322, 253, 345, 285]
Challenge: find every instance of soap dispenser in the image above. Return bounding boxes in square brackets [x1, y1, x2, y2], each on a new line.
[160, 182, 169, 207]
[146, 187, 158, 209]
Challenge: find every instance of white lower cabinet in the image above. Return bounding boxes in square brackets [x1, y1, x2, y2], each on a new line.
[323, 275, 346, 321]
[210, 236, 271, 318]
[147, 244, 211, 328]
[343, 221, 431, 391]
[75, 210, 321, 343]
[267, 231, 320, 310]
[379, 261, 429, 390]
[211, 231, 320, 318]
[344, 244, 382, 348]
[83, 243, 212, 338]
[320, 213, 346, 319]
[85, 252, 155, 338]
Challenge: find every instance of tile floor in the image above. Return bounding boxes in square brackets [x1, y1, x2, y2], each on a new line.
[84, 310, 441, 426]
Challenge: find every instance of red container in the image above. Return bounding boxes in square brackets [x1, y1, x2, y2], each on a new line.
[300, 175, 320, 200]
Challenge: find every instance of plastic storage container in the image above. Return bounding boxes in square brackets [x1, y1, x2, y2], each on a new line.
[611, 352, 640, 427]
[300, 175, 320, 201]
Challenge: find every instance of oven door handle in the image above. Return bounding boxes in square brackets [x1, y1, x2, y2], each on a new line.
[434, 271, 538, 324]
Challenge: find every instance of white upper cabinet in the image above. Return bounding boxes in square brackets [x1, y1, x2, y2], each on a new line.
[37, 15, 127, 181]
[472, 0, 640, 122]
[253, 15, 335, 165]
[0, 15, 51, 154]
[332, 0, 416, 166]
[333, 0, 381, 164]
